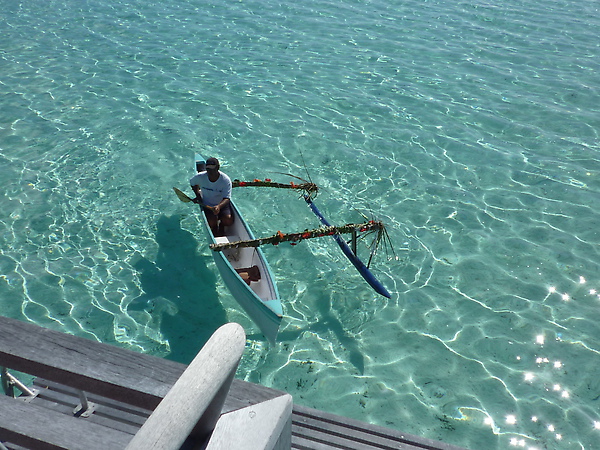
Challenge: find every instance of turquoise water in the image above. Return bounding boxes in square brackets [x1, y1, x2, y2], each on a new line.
[1, 0, 599, 448]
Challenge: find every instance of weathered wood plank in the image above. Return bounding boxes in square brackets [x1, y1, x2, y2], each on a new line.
[30, 378, 288, 433]
[0, 316, 287, 414]
[0, 394, 131, 450]
[125, 323, 246, 450]
[32, 379, 150, 434]
[34, 378, 152, 417]
[292, 404, 468, 450]
[0, 316, 184, 410]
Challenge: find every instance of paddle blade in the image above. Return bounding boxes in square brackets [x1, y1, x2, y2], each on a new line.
[173, 187, 192, 203]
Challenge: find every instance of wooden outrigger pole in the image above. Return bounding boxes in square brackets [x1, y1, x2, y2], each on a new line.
[209, 221, 385, 251]
[232, 179, 318, 195]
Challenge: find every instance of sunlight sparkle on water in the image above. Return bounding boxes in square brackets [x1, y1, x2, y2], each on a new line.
[524, 372, 535, 382]
[509, 437, 525, 447]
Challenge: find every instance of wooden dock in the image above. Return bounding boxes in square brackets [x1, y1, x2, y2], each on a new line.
[0, 316, 466, 449]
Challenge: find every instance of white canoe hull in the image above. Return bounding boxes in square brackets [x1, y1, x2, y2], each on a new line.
[200, 200, 282, 344]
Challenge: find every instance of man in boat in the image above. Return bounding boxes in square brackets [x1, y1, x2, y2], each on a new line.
[189, 157, 233, 236]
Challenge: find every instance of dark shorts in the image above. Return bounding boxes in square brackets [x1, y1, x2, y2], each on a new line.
[203, 204, 232, 219]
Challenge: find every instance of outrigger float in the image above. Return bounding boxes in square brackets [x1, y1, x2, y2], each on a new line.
[174, 155, 391, 343]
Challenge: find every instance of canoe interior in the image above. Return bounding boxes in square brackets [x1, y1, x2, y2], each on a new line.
[208, 202, 279, 305]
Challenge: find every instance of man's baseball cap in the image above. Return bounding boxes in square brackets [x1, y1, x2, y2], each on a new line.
[205, 157, 219, 169]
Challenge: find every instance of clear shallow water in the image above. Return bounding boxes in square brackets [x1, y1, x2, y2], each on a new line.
[1, 0, 599, 448]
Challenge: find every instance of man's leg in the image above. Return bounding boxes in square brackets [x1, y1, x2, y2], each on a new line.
[217, 213, 233, 236]
[204, 210, 219, 235]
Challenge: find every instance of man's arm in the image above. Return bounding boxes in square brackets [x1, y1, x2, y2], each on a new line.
[213, 197, 230, 214]
[191, 184, 203, 204]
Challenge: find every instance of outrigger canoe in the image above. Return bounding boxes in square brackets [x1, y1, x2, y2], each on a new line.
[177, 158, 390, 341]
[194, 155, 282, 344]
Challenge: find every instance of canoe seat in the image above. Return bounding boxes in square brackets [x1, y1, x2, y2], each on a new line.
[215, 235, 242, 261]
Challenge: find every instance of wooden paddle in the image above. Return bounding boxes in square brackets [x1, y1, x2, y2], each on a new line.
[173, 187, 204, 206]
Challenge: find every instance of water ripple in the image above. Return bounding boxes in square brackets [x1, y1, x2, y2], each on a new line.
[1, 0, 600, 448]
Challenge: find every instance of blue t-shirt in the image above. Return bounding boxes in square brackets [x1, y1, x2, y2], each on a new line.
[189, 171, 232, 206]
